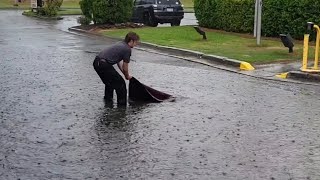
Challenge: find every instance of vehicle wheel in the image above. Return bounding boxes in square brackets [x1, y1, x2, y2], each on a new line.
[149, 15, 158, 27]
[144, 12, 158, 27]
[170, 20, 181, 26]
[143, 13, 149, 26]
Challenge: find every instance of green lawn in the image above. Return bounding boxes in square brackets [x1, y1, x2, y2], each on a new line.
[58, 8, 82, 15]
[61, 0, 194, 8]
[1, 0, 82, 15]
[180, 0, 193, 8]
[60, 0, 80, 8]
[0, 0, 29, 8]
[101, 26, 310, 64]
[0, 0, 80, 9]
[60, 0, 194, 12]
[1, 0, 192, 13]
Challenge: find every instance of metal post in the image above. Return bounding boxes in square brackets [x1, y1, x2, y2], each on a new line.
[302, 34, 310, 71]
[254, 0, 258, 37]
[256, 0, 262, 45]
[314, 25, 320, 70]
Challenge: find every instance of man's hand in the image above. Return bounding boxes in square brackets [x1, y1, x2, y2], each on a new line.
[125, 75, 132, 80]
[122, 62, 131, 80]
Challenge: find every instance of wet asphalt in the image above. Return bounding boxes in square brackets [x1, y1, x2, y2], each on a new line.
[1, 10, 320, 180]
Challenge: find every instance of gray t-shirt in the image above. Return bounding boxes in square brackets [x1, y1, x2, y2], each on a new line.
[98, 41, 131, 65]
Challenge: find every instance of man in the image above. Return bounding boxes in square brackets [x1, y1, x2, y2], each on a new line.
[93, 32, 139, 106]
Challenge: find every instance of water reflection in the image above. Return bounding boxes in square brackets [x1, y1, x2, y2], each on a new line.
[100, 106, 129, 130]
[95, 101, 147, 132]
[88, 102, 149, 179]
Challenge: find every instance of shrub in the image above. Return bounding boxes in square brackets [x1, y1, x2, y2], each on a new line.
[56, 0, 63, 9]
[77, 16, 92, 25]
[39, 0, 63, 16]
[80, 0, 133, 25]
[194, 0, 254, 33]
[79, 0, 93, 21]
[194, 0, 320, 39]
[262, 0, 320, 39]
[92, 0, 109, 24]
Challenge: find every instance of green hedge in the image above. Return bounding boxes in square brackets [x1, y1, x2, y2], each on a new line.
[80, 0, 133, 25]
[79, 0, 93, 20]
[263, 0, 320, 39]
[194, 0, 254, 33]
[194, 0, 320, 39]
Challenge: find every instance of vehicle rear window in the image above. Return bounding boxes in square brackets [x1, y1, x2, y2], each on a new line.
[157, 0, 181, 5]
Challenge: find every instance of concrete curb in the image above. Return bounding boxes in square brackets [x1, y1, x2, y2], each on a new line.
[69, 27, 93, 34]
[68, 26, 255, 71]
[288, 71, 320, 82]
[22, 11, 63, 20]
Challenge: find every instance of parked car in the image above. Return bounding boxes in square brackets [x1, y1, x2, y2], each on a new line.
[131, 0, 184, 27]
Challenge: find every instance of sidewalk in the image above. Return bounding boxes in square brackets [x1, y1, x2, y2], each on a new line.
[68, 26, 320, 86]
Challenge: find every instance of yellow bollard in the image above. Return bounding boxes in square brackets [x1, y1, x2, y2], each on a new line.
[302, 34, 310, 71]
[314, 25, 320, 70]
[301, 22, 320, 72]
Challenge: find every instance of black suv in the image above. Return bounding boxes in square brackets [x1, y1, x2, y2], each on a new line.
[132, 0, 184, 27]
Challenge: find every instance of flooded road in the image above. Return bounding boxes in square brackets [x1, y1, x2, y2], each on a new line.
[1, 10, 320, 180]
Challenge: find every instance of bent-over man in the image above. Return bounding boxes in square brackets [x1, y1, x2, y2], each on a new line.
[93, 32, 140, 106]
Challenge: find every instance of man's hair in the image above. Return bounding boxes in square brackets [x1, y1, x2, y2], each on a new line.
[124, 32, 140, 43]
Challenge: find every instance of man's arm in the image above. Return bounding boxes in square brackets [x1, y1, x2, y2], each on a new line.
[117, 61, 124, 73]
[122, 62, 132, 80]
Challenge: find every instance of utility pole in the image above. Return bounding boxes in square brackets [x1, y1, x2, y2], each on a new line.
[254, 0, 262, 45]
[254, 0, 258, 37]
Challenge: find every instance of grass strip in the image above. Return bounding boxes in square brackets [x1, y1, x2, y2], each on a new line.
[100, 26, 312, 64]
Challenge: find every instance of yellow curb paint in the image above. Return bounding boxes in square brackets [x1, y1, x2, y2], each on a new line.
[275, 72, 289, 79]
[240, 62, 255, 71]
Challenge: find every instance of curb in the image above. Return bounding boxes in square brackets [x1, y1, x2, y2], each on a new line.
[68, 26, 255, 71]
[22, 11, 63, 20]
[288, 71, 320, 82]
[69, 27, 92, 34]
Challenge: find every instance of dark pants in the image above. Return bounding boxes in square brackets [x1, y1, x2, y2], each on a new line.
[93, 57, 127, 105]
